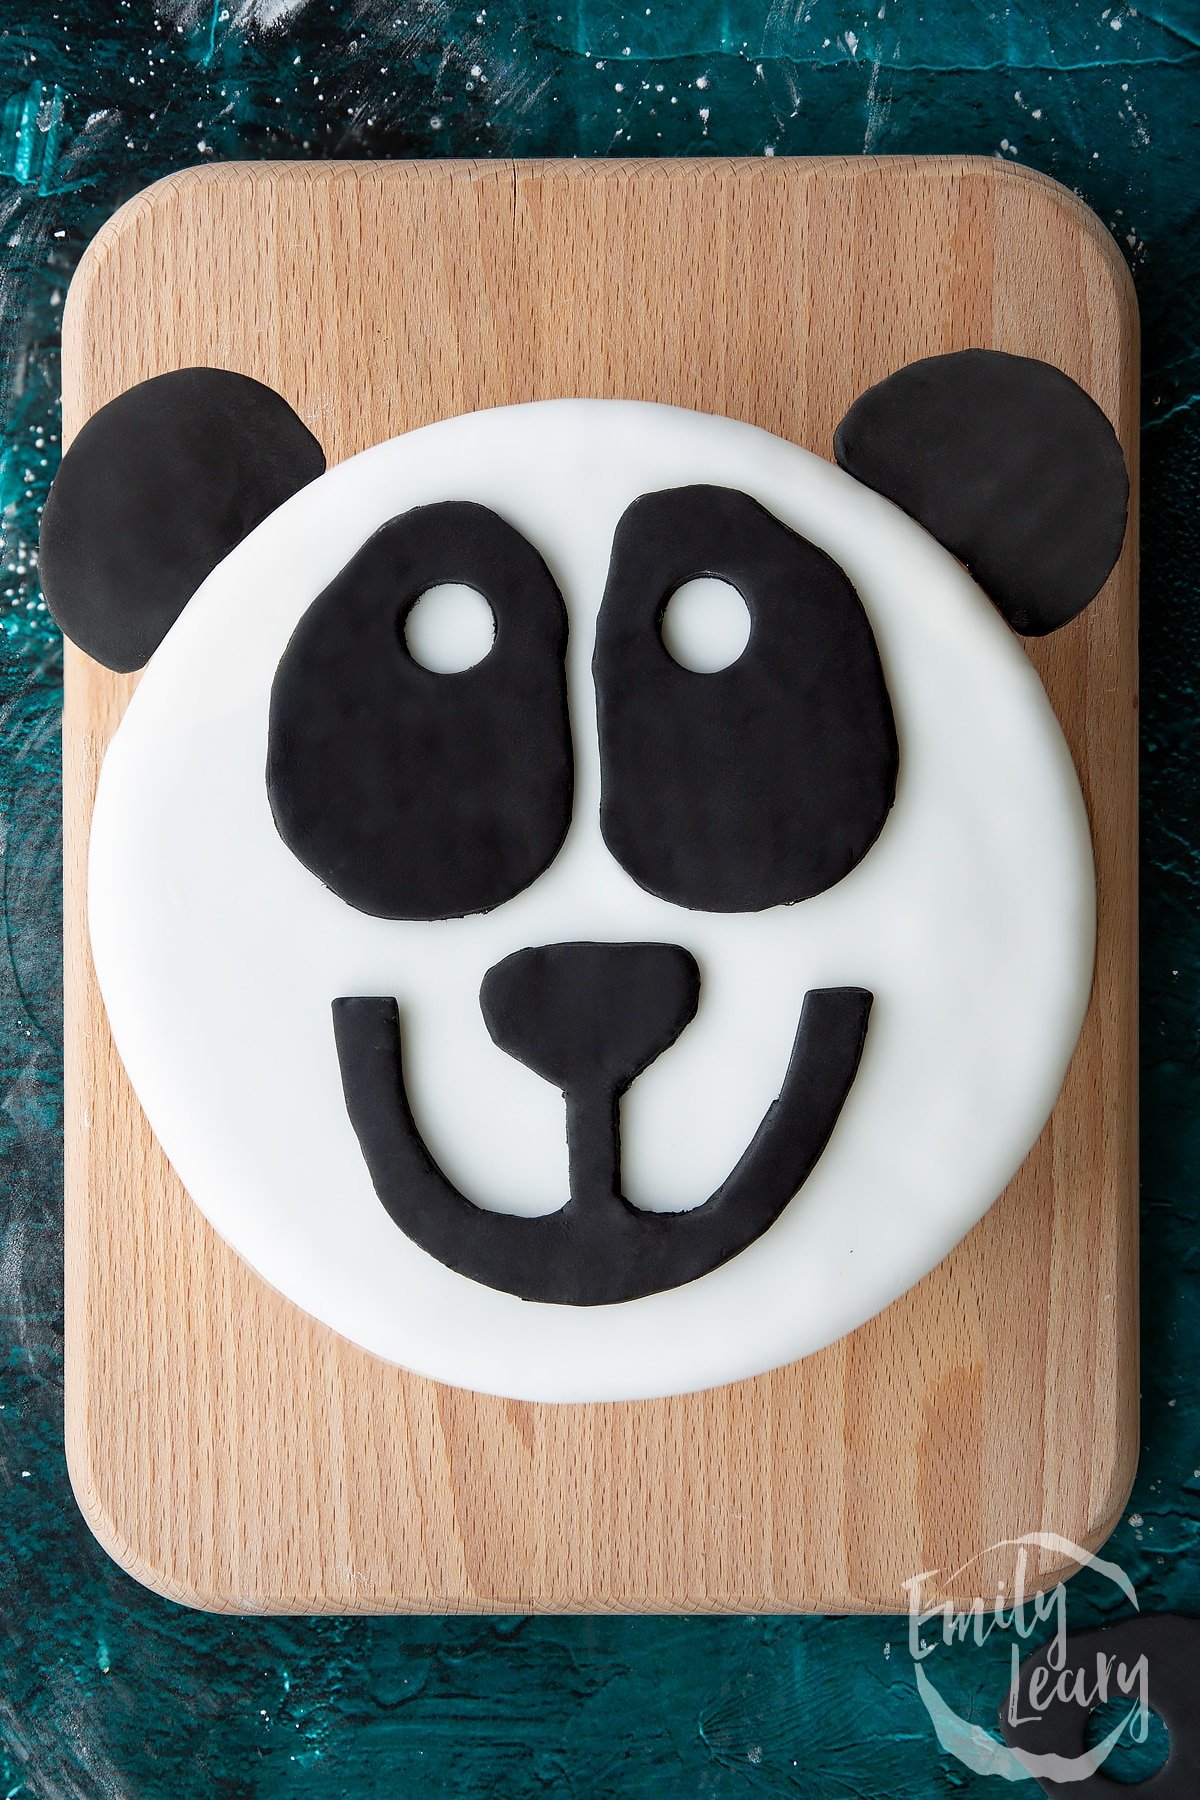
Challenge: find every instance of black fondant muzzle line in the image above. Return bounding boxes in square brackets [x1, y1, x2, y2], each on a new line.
[332, 947, 872, 1307]
[481, 942, 705, 1213]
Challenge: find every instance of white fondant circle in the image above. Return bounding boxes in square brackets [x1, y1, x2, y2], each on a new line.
[88, 401, 1095, 1401]
[661, 576, 752, 672]
[403, 580, 496, 672]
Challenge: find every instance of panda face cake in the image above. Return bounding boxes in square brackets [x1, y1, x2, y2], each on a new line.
[42, 355, 1128, 1402]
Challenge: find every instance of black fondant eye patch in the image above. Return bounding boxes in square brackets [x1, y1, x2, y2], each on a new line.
[1001, 1613, 1200, 1795]
[267, 501, 572, 919]
[40, 367, 326, 672]
[593, 485, 899, 912]
[834, 348, 1129, 636]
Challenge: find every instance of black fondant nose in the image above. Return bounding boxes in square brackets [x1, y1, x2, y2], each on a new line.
[480, 941, 700, 1097]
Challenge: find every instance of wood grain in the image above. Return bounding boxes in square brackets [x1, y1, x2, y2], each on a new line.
[61, 158, 1139, 1613]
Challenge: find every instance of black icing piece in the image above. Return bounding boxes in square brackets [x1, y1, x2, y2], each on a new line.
[481, 943, 701, 1206]
[333, 971, 872, 1307]
[594, 485, 898, 912]
[267, 502, 572, 919]
[39, 367, 325, 672]
[834, 348, 1129, 637]
[999, 1613, 1200, 1795]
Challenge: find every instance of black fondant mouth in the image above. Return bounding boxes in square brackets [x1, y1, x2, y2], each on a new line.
[332, 983, 872, 1308]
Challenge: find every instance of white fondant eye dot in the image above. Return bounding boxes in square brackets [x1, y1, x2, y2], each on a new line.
[660, 577, 752, 673]
[403, 582, 496, 673]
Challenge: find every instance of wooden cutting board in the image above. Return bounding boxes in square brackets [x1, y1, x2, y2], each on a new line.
[61, 157, 1139, 1614]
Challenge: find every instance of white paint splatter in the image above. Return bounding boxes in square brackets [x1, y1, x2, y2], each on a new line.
[155, 0, 313, 34]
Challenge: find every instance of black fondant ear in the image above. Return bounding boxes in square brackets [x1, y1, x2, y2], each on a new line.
[833, 349, 1129, 637]
[40, 367, 326, 672]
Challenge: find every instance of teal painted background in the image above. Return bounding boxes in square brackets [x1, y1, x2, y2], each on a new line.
[1, 3, 1198, 1794]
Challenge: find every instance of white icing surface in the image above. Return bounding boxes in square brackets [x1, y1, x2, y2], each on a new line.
[88, 400, 1096, 1402]
[403, 580, 495, 672]
[660, 576, 752, 672]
